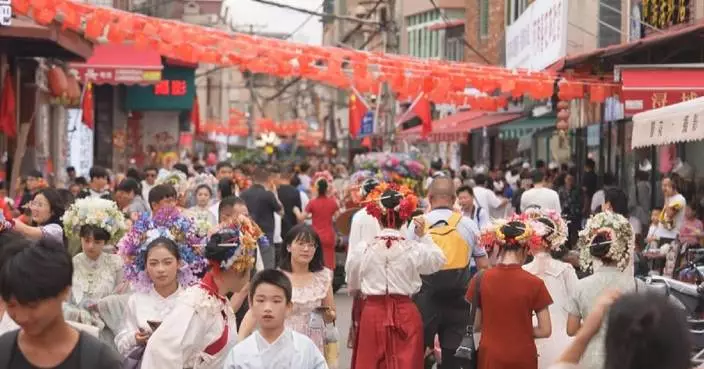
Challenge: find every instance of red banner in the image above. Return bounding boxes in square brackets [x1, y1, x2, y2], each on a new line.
[621, 68, 704, 114]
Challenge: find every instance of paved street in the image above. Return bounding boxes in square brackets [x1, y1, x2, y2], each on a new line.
[333, 287, 353, 369]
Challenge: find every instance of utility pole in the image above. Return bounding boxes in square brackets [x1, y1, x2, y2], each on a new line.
[232, 23, 267, 149]
[381, 0, 398, 151]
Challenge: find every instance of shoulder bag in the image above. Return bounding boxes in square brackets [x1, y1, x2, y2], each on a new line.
[454, 271, 483, 369]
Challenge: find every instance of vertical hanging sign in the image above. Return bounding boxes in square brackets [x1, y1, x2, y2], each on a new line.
[0, 0, 11, 26]
[359, 111, 374, 138]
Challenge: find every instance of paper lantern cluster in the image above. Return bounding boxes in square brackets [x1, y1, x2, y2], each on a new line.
[13, 0, 622, 110]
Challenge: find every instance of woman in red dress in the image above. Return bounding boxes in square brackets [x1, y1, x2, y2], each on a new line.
[466, 218, 553, 369]
[296, 175, 339, 269]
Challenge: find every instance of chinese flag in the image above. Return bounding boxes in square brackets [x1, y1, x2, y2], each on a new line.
[82, 82, 94, 129]
[413, 95, 432, 138]
[191, 95, 201, 134]
[348, 93, 366, 138]
[0, 71, 16, 138]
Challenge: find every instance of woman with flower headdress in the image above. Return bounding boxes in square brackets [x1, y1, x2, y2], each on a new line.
[345, 182, 446, 369]
[565, 211, 643, 369]
[466, 218, 553, 369]
[114, 206, 208, 359]
[521, 208, 578, 369]
[295, 171, 339, 270]
[140, 213, 263, 369]
[156, 170, 190, 211]
[61, 198, 129, 343]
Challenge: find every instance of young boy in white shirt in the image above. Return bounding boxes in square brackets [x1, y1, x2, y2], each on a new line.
[223, 269, 328, 369]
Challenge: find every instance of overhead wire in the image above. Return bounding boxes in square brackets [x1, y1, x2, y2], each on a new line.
[427, 0, 492, 64]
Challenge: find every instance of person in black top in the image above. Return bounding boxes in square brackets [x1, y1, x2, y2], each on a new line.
[239, 168, 283, 269]
[274, 166, 304, 259]
[0, 233, 121, 369]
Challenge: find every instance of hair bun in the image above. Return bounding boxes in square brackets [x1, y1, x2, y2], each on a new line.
[205, 231, 239, 262]
[589, 233, 612, 258]
[380, 189, 402, 210]
[537, 217, 556, 238]
[501, 221, 527, 240]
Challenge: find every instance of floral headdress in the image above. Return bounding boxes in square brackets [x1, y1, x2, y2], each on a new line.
[478, 217, 543, 252]
[186, 173, 218, 196]
[521, 208, 568, 251]
[363, 182, 418, 225]
[157, 170, 189, 194]
[312, 171, 334, 189]
[206, 216, 269, 272]
[117, 207, 207, 291]
[62, 198, 127, 244]
[577, 212, 634, 272]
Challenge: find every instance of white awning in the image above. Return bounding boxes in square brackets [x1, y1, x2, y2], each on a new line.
[632, 96, 704, 148]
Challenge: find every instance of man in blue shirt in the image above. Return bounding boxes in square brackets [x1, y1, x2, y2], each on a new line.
[407, 177, 488, 369]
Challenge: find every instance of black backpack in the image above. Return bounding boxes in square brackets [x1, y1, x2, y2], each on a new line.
[0, 330, 105, 369]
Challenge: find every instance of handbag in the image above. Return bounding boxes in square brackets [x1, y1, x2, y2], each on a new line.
[454, 271, 483, 369]
[122, 345, 146, 369]
[324, 322, 339, 369]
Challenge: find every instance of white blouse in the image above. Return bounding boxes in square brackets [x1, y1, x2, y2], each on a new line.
[114, 287, 184, 356]
[70, 252, 124, 307]
[141, 285, 238, 369]
[345, 229, 446, 296]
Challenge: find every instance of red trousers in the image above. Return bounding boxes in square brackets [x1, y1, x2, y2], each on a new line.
[353, 295, 424, 369]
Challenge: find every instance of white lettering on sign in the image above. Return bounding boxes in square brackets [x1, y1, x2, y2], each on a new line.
[0, 0, 11, 26]
[505, 0, 568, 70]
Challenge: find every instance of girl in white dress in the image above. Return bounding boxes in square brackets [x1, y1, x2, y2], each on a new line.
[61, 198, 129, 345]
[522, 208, 578, 369]
[139, 214, 263, 369]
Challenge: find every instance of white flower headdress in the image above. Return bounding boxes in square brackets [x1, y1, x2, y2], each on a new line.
[522, 208, 568, 251]
[576, 211, 634, 272]
[62, 198, 127, 244]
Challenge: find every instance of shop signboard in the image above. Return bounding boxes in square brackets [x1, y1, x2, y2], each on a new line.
[631, 96, 704, 149]
[0, 0, 11, 26]
[620, 67, 704, 115]
[505, 0, 568, 70]
[125, 66, 195, 111]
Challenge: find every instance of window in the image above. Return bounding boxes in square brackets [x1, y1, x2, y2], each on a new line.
[598, 0, 621, 47]
[432, 30, 439, 58]
[409, 29, 415, 56]
[416, 29, 422, 57]
[479, 0, 489, 38]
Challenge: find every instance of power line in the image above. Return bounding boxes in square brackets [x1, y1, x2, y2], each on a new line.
[250, 0, 381, 26]
[427, 0, 492, 64]
[285, 2, 325, 39]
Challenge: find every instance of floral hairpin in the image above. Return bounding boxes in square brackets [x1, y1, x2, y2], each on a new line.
[577, 212, 634, 272]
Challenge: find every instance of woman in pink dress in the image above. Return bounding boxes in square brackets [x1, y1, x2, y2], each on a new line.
[296, 173, 339, 270]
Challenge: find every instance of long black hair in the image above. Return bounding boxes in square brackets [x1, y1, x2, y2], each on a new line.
[604, 293, 691, 369]
[279, 224, 325, 272]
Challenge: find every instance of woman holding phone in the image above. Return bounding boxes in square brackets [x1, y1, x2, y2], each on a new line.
[114, 207, 208, 358]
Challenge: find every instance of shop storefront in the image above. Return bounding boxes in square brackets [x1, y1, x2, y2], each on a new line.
[124, 64, 196, 167]
[68, 43, 163, 172]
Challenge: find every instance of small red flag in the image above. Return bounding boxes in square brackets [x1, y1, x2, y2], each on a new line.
[361, 136, 372, 149]
[348, 93, 367, 138]
[82, 82, 94, 129]
[0, 71, 16, 138]
[191, 95, 201, 134]
[413, 95, 432, 138]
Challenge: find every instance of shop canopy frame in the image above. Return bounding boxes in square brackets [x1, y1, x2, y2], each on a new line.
[11, 0, 621, 109]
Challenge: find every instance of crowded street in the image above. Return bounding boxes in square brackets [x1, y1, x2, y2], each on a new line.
[2, 0, 704, 369]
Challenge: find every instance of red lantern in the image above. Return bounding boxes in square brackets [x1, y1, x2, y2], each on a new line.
[66, 74, 80, 101]
[556, 119, 569, 131]
[557, 100, 569, 110]
[47, 66, 68, 98]
[557, 109, 570, 121]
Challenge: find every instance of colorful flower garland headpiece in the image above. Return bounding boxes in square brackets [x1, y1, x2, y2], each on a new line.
[62, 198, 127, 244]
[205, 216, 269, 272]
[312, 171, 334, 188]
[479, 217, 543, 252]
[576, 211, 634, 272]
[117, 207, 207, 291]
[521, 208, 568, 251]
[363, 182, 419, 224]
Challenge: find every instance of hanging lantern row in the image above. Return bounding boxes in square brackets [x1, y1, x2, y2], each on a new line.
[14, 0, 621, 109]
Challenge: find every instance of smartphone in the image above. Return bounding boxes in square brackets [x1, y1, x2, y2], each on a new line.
[147, 320, 161, 331]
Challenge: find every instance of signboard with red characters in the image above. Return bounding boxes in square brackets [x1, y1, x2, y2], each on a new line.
[125, 66, 195, 111]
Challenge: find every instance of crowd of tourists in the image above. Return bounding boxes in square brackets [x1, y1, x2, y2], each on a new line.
[0, 155, 698, 369]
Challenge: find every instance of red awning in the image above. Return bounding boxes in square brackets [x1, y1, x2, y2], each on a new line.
[621, 67, 704, 115]
[68, 44, 163, 85]
[546, 19, 704, 72]
[397, 111, 524, 143]
[428, 19, 465, 31]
